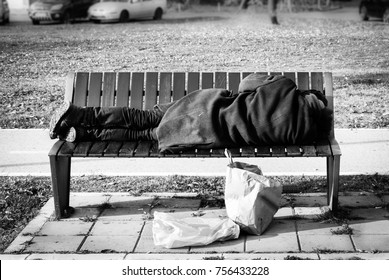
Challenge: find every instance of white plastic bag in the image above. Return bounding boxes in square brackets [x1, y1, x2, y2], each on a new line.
[152, 211, 240, 249]
[224, 150, 283, 235]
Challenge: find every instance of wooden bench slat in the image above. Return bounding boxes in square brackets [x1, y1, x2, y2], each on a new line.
[73, 72, 89, 106]
[188, 72, 200, 93]
[271, 146, 287, 157]
[73, 141, 93, 157]
[118, 141, 137, 157]
[315, 139, 332, 156]
[297, 72, 309, 90]
[104, 141, 123, 157]
[215, 72, 227, 88]
[102, 72, 116, 107]
[65, 72, 75, 102]
[202, 72, 213, 89]
[88, 141, 108, 157]
[180, 148, 197, 157]
[302, 144, 317, 157]
[88, 72, 102, 107]
[149, 141, 161, 157]
[241, 146, 256, 157]
[228, 72, 240, 94]
[196, 148, 212, 157]
[145, 72, 158, 110]
[285, 145, 303, 156]
[255, 146, 272, 157]
[173, 72, 185, 100]
[283, 72, 296, 83]
[130, 72, 144, 109]
[311, 72, 324, 92]
[116, 72, 130, 107]
[135, 141, 153, 157]
[159, 72, 172, 104]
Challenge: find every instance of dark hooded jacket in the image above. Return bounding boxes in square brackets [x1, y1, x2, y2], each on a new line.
[155, 74, 326, 153]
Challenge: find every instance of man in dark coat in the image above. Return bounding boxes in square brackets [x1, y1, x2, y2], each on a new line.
[49, 74, 332, 153]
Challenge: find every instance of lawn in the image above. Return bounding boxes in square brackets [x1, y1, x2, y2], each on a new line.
[0, 5, 388, 129]
[0, 4, 389, 253]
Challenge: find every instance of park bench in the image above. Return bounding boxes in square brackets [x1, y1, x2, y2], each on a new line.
[49, 71, 341, 219]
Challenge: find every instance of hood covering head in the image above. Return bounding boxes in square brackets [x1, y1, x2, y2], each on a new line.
[238, 73, 283, 93]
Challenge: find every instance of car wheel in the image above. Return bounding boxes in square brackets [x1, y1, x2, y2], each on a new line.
[383, 9, 389, 23]
[32, 19, 40, 25]
[119, 10, 129, 23]
[153, 8, 163, 20]
[359, 5, 369, 21]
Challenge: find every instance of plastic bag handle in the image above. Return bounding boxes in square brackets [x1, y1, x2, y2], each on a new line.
[224, 148, 233, 165]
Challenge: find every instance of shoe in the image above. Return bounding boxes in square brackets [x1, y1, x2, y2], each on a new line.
[49, 100, 71, 139]
[271, 16, 279, 25]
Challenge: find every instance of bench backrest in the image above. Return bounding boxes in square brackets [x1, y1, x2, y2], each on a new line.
[65, 71, 335, 139]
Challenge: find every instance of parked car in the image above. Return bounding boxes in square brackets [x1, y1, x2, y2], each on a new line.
[28, 0, 98, 25]
[0, 0, 9, 25]
[359, 0, 389, 23]
[88, 0, 167, 23]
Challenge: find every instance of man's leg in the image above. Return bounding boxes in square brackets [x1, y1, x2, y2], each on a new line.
[50, 101, 163, 139]
[268, 0, 279, 25]
[61, 127, 158, 142]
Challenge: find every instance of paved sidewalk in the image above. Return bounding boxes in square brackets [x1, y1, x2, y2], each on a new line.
[1, 192, 389, 260]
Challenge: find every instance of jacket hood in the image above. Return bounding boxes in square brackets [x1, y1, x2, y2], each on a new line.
[238, 73, 285, 93]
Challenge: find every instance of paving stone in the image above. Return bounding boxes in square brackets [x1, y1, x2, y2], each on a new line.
[298, 235, 354, 252]
[339, 194, 383, 208]
[26, 253, 126, 260]
[134, 234, 190, 253]
[90, 220, 144, 236]
[61, 208, 101, 221]
[80, 236, 138, 253]
[349, 219, 389, 235]
[108, 195, 154, 208]
[23, 236, 84, 253]
[124, 253, 208, 260]
[38, 221, 93, 236]
[274, 207, 294, 219]
[223, 253, 319, 260]
[296, 220, 342, 235]
[152, 198, 201, 210]
[289, 195, 328, 207]
[141, 221, 153, 237]
[348, 208, 389, 220]
[246, 233, 300, 253]
[4, 235, 34, 253]
[261, 219, 296, 235]
[294, 206, 330, 219]
[352, 235, 389, 252]
[190, 236, 245, 253]
[69, 193, 111, 208]
[319, 253, 389, 260]
[0, 254, 29, 260]
[99, 208, 148, 221]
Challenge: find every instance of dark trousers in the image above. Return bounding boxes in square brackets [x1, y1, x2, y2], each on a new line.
[74, 107, 163, 141]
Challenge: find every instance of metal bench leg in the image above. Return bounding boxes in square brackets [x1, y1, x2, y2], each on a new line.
[327, 155, 340, 212]
[49, 155, 73, 219]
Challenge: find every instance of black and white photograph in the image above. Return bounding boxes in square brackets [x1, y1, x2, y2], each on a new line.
[1, 0, 388, 278]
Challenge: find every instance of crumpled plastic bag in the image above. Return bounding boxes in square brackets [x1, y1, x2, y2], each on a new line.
[224, 151, 283, 235]
[152, 211, 240, 249]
